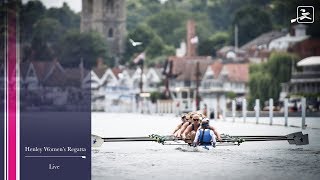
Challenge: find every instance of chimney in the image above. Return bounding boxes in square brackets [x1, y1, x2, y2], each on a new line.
[293, 24, 307, 37]
[186, 20, 197, 57]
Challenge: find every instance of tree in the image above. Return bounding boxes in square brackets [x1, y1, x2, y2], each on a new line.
[45, 2, 80, 30]
[248, 52, 298, 108]
[124, 23, 158, 64]
[30, 18, 63, 61]
[126, 0, 161, 30]
[198, 32, 229, 56]
[146, 35, 165, 58]
[232, 6, 272, 46]
[147, 9, 190, 46]
[207, 0, 271, 31]
[58, 30, 108, 68]
[33, 18, 63, 44]
[270, 0, 318, 32]
[249, 70, 272, 109]
[20, 0, 46, 42]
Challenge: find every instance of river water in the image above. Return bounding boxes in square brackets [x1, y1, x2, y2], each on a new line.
[92, 113, 320, 180]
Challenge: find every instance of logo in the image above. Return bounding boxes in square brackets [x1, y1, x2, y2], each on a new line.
[291, 6, 314, 24]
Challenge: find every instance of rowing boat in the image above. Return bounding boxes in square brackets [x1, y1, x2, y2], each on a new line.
[92, 131, 309, 149]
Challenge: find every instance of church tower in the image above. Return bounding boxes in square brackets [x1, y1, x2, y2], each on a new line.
[81, 0, 126, 60]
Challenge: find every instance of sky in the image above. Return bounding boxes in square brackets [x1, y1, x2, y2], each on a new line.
[22, 0, 168, 13]
[22, 0, 82, 13]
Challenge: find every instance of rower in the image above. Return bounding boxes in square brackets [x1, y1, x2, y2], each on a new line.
[195, 113, 222, 142]
[193, 119, 215, 147]
[172, 114, 187, 137]
[181, 114, 201, 142]
[176, 113, 193, 137]
[207, 122, 222, 142]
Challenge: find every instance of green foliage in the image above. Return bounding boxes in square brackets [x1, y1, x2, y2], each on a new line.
[267, 52, 296, 84]
[32, 18, 63, 44]
[127, 23, 155, 54]
[125, 22, 176, 66]
[226, 92, 237, 99]
[270, 0, 318, 33]
[146, 35, 166, 58]
[248, 71, 272, 108]
[58, 30, 108, 68]
[147, 9, 213, 46]
[307, 10, 320, 38]
[125, 23, 161, 64]
[20, 0, 46, 42]
[150, 91, 161, 103]
[198, 32, 229, 56]
[249, 63, 265, 74]
[19, 0, 316, 68]
[45, 2, 80, 30]
[146, 9, 189, 46]
[126, 0, 161, 30]
[248, 52, 298, 108]
[31, 18, 63, 61]
[232, 6, 272, 46]
[207, 0, 244, 31]
[146, 55, 167, 67]
[20, 1, 81, 64]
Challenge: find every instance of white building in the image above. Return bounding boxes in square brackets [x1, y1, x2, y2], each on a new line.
[281, 56, 320, 98]
[200, 61, 249, 118]
[89, 66, 163, 112]
[269, 25, 309, 51]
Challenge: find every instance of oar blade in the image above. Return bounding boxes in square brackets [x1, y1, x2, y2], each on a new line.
[92, 135, 104, 148]
[287, 132, 302, 145]
[295, 134, 309, 145]
[286, 132, 309, 145]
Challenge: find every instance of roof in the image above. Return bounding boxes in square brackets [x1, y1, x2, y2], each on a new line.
[65, 68, 89, 86]
[218, 46, 235, 54]
[210, 60, 223, 78]
[222, 63, 249, 82]
[269, 34, 310, 50]
[169, 56, 213, 81]
[241, 31, 286, 50]
[43, 65, 66, 87]
[31, 61, 56, 81]
[297, 56, 320, 66]
[92, 66, 108, 79]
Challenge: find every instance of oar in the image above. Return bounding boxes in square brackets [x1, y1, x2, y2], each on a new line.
[91, 134, 185, 147]
[105, 135, 173, 140]
[163, 142, 238, 146]
[92, 131, 309, 147]
[221, 132, 309, 145]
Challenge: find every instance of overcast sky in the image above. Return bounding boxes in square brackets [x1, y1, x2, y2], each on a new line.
[22, 0, 82, 13]
[22, 0, 168, 13]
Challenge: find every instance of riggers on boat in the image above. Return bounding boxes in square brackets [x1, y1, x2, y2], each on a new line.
[91, 131, 309, 149]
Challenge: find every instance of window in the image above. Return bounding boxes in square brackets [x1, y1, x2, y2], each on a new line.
[184, 80, 191, 87]
[108, 28, 113, 38]
[106, 0, 114, 13]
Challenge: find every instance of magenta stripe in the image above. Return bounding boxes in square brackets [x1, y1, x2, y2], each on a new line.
[7, 5, 17, 180]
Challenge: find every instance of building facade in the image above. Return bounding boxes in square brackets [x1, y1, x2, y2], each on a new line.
[281, 56, 320, 97]
[81, 0, 126, 59]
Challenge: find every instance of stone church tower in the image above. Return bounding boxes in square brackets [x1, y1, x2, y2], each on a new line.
[81, 0, 126, 60]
